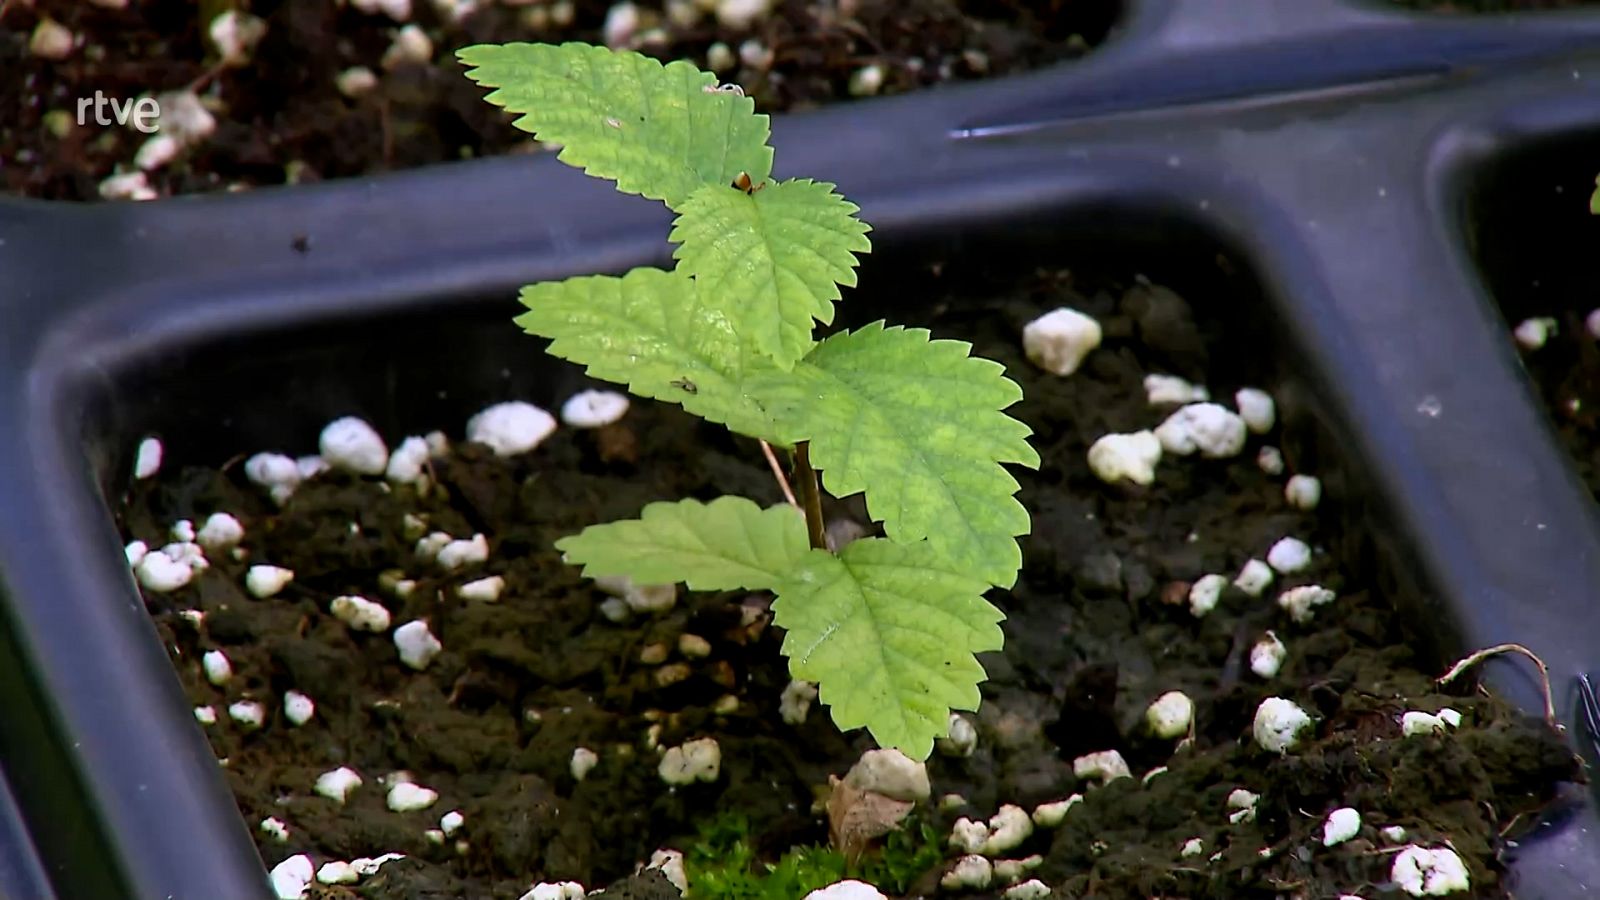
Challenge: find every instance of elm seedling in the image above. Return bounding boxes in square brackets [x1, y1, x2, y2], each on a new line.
[460, 42, 1037, 759]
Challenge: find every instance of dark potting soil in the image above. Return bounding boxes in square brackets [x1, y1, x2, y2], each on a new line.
[1514, 306, 1600, 497]
[117, 268, 1579, 899]
[0, 0, 1115, 201]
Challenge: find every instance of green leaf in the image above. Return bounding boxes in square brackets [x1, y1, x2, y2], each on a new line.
[671, 180, 872, 368]
[515, 268, 779, 440]
[557, 496, 810, 591]
[772, 538, 1004, 759]
[1591, 172, 1600, 215]
[458, 42, 773, 208]
[750, 322, 1039, 588]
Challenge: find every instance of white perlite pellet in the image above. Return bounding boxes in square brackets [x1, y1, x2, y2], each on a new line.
[1144, 373, 1208, 405]
[779, 680, 817, 724]
[739, 38, 773, 69]
[100, 171, 158, 201]
[1401, 709, 1461, 736]
[315, 767, 363, 803]
[941, 855, 993, 891]
[1250, 631, 1286, 678]
[1392, 845, 1471, 895]
[803, 880, 887, 900]
[259, 817, 290, 841]
[1087, 430, 1162, 485]
[1253, 697, 1312, 753]
[560, 390, 630, 428]
[1285, 474, 1322, 510]
[337, 66, 380, 97]
[1189, 573, 1228, 617]
[1004, 880, 1050, 900]
[284, 691, 315, 726]
[352, 0, 412, 20]
[125, 540, 149, 567]
[847, 63, 884, 97]
[170, 520, 197, 543]
[387, 781, 439, 812]
[1382, 825, 1408, 843]
[457, 575, 506, 602]
[1278, 585, 1336, 623]
[949, 817, 989, 852]
[440, 810, 465, 836]
[134, 437, 163, 479]
[382, 24, 434, 69]
[437, 534, 490, 570]
[246, 565, 295, 598]
[228, 700, 266, 729]
[593, 573, 678, 614]
[659, 737, 721, 785]
[394, 620, 443, 670]
[202, 650, 233, 685]
[983, 804, 1034, 855]
[194, 706, 217, 725]
[1234, 558, 1274, 596]
[385, 436, 431, 484]
[331, 595, 392, 632]
[1257, 445, 1285, 475]
[30, 18, 75, 59]
[317, 861, 360, 885]
[706, 40, 736, 72]
[716, 0, 770, 28]
[269, 854, 314, 899]
[1022, 307, 1102, 376]
[937, 713, 978, 757]
[1227, 788, 1259, 824]
[1235, 387, 1276, 433]
[1031, 795, 1081, 827]
[570, 747, 599, 781]
[1180, 838, 1204, 857]
[1322, 807, 1361, 846]
[467, 402, 558, 456]
[520, 882, 586, 900]
[1073, 749, 1131, 785]
[992, 855, 1044, 883]
[246, 452, 301, 504]
[197, 513, 245, 551]
[844, 748, 930, 802]
[136, 548, 194, 591]
[602, 0, 639, 45]
[648, 848, 688, 893]
[1156, 403, 1248, 458]
[1266, 536, 1312, 573]
[320, 417, 389, 475]
[154, 89, 216, 143]
[1513, 317, 1558, 350]
[1145, 691, 1194, 739]
[351, 854, 406, 876]
[210, 9, 267, 66]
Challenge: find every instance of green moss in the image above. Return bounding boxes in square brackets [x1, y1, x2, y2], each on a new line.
[683, 813, 946, 899]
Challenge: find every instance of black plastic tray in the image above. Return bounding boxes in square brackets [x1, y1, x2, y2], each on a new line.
[4, 0, 1600, 896]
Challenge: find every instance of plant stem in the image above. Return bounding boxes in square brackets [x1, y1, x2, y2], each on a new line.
[793, 441, 827, 550]
[759, 440, 800, 510]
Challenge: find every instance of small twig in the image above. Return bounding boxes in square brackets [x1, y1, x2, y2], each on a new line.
[759, 440, 799, 510]
[793, 441, 827, 551]
[186, 60, 230, 94]
[1437, 642, 1560, 730]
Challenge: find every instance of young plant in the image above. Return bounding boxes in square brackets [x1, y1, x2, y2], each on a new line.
[460, 42, 1037, 759]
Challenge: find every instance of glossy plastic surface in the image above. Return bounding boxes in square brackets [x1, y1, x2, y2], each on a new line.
[3, 1, 1600, 896]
